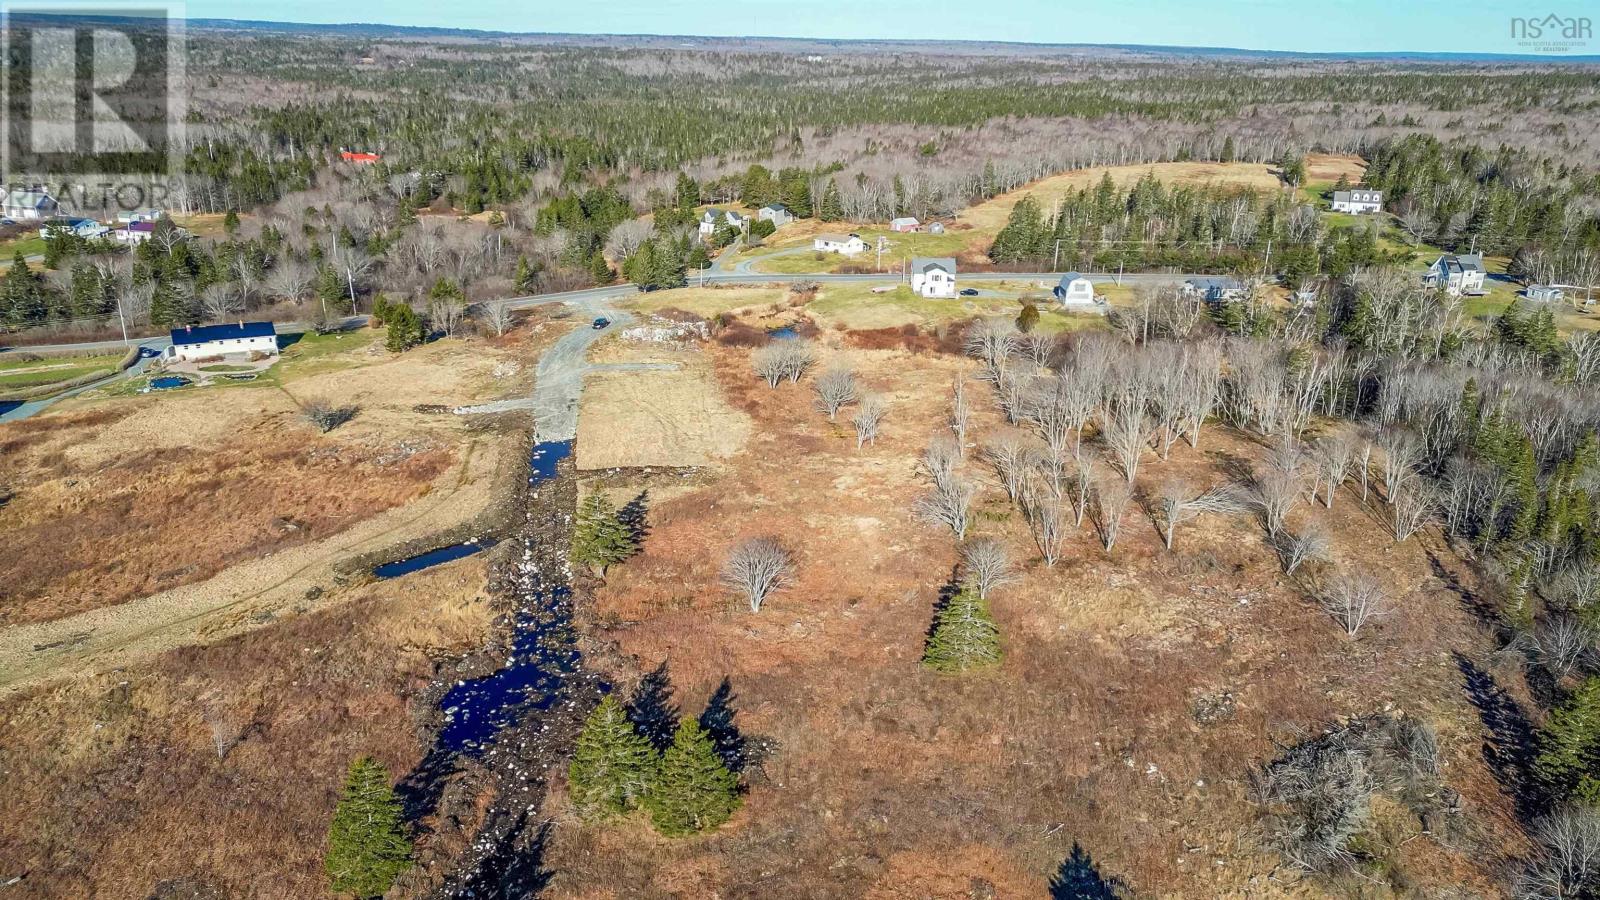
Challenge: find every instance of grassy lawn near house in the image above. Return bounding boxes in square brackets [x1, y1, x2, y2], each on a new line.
[0, 236, 48, 261]
[803, 281, 1106, 333]
[0, 353, 121, 389]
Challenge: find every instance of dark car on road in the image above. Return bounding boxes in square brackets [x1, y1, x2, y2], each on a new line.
[592, 317, 611, 329]
[959, 288, 979, 296]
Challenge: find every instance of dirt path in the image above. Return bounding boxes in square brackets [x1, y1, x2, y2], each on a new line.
[0, 434, 511, 697]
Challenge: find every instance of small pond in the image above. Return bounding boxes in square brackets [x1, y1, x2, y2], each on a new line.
[373, 540, 498, 579]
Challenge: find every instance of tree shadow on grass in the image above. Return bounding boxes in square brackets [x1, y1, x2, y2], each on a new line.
[627, 661, 680, 753]
[1455, 651, 1546, 824]
[395, 745, 459, 826]
[922, 567, 965, 654]
[619, 490, 651, 547]
[1049, 842, 1126, 899]
[442, 810, 553, 900]
[697, 676, 747, 773]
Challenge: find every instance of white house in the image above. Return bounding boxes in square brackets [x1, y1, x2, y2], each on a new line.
[697, 209, 724, 236]
[725, 210, 748, 229]
[37, 217, 110, 240]
[758, 203, 792, 226]
[1425, 253, 1487, 296]
[116, 220, 159, 245]
[1331, 188, 1383, 214]
[1054, 272, 1095, 305]
[3, 186, 59, 221]
[115, 209, 163, 225]
[814, 233, 867, 255]
[1526, 284, 1566, 302]
[889, 216, 920, 233]
[911, 257, 957, 298]
[164, 322, 279, 363]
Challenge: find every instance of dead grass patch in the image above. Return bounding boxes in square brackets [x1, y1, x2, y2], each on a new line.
[0, 558, 492, 899]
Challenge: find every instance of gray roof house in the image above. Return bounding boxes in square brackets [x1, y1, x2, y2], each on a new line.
[3, 187, 59, 220]
[758, 203, 792, 226]
[1183, 276, 1247, 303]
[1425, 253, 1487, 296]
[911, 257, 957, 298]
[1526, 284, 1565, 302]
[697, 208, 725, 234]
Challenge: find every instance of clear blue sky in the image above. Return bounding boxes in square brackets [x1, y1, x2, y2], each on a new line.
[182, 0, 1595, 55]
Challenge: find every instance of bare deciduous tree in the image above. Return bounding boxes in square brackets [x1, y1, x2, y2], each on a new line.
[721, 537, 794, 613]
[1378, 427, 1423, 501]
[1535, 616, 1594, 679]
[1021, 480, 1069, 566]
[1390, 483, 1435, 543]
[1159, 479, 1247, 551]
[852, 394, 887, 448]
[961, 537, 1017, 599]
[1313, 432, 1357, 509]
[480, 300, 515, 336]
[1276, 524, 1330, 576]
[429, 295, 465, 337]
[984, 431, 1031, 503]
[1100, 396, 1152, 483]
[922, 436, 962, 492]
[916, 473, 976, 539]
[963, 317, 1019, 370]
[1321, 573, 1390, 636]
[1515, 807, 1600, 900]
[199, 282, 242, 322]
[814, 365, 859, 421]
[949, 374, 971, 452]
[1093, 477, 1134, 551]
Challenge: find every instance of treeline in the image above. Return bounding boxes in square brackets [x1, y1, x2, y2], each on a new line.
[988, 176, 1403, 281]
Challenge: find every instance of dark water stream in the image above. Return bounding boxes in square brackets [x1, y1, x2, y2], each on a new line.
[419, 439, 578, 755]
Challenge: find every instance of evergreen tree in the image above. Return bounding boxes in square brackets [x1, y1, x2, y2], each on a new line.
[645, 720, 741, 836]
[325, 756, 412, 899]
[513, 255, 539, 293]
[819, 179, 844, 221]
[571, 492, 637, 577]
[568, 695, 658, 821]
[1536, 677, 1600, 805]
[1, 251, 46, 329]
[922, 586, 1002, 672]
[589, 250, 613, 285]
[385, 303, 424, 352]
[223, 209, 241, 235]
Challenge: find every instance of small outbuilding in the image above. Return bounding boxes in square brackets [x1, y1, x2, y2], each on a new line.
[1054, 272, 1095, 305]
[165, 322, 279, 363]
[1525, 284, 1565, 302]
[889, 216, 920, 233]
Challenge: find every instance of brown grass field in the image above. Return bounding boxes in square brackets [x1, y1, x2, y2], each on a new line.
[0, 555, 494, 898]
[0, 332, 518, 625]
[543, 326, 1525, 898]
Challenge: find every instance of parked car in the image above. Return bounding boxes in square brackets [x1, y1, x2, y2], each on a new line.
[959, 288, 979, 296]
[591, 317, 611, 329]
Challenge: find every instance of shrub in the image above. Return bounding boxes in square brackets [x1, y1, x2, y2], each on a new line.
[303, 399, 358, 433]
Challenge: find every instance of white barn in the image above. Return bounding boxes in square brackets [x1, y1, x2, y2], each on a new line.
[911, 257, 956, 298]
[758, 203, 792, 226]
[165, 322, 279, 363]
[814, 233, 867, 255]
[1054, 272, 1095, 305]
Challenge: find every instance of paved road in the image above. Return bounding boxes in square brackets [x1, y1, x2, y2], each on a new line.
[0, 270, 1184, 424]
